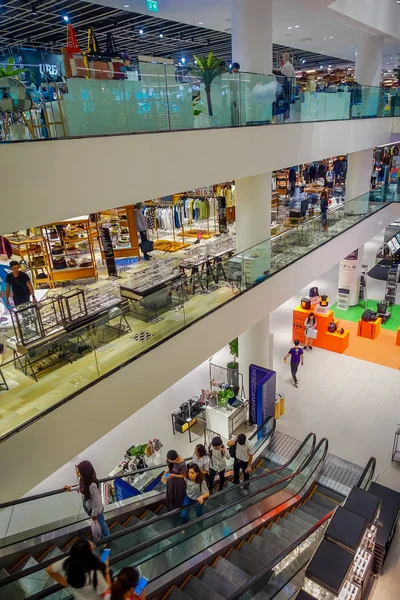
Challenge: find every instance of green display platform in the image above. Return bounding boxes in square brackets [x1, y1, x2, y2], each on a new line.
[331, 301, 400, 331]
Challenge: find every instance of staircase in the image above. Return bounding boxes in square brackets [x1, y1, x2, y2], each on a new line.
[160, 485, 343, 600]
[318, 454, 364, 496]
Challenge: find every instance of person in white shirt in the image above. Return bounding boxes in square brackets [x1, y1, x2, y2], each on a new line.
[281, 52, 296, 80]
[192, 444, 210, 478]
[228, 433, 254, 485]
[46, 537, 111, 600]
[208, 436, 229, 491]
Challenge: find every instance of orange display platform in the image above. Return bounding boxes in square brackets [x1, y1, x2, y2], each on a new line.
[293, 306, 349, 354]
[397, 327, 400, 346]
[357, 318, 382, 340]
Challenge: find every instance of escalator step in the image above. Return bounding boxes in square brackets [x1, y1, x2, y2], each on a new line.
[285, 513, 312, 532]
[293, 508, 318, 526]
[249, 533, 283, 559]
[11, 555, 52, 596]
[141, 509, 157, 521]
[305, 501, 329, 517]
[314, 485, 346, 504]
[238, 541, 274, 566]
[227, 549, 262, 577]
[213, 556, 249, 588]
[276, 518, 307, 536]
[199, 565, 237, 598]
[182, 575, 225, 600]
[40, 546, 63, 562]
[0, 582, 25, 600]
[46, 591, 71, 599]
[156, 504, 169, 515]
[167, 588, 192, 600]
[310, 492, 340, 510]
[258, 530, 288, 551]
[269, 523, 297, 543]
[300, 504, 326, 521]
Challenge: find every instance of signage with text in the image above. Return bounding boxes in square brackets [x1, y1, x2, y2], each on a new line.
[147, 0, 159, 11]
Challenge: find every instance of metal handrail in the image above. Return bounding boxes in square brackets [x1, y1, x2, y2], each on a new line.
[0, 432, 317, 591]
[0, 416, 276, 510]
[356, 456, 376, 490]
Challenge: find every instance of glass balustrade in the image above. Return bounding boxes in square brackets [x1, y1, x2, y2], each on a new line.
[0, 61, 398, 142]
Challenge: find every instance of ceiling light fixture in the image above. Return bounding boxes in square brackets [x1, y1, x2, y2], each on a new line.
[323, 37, 327, 40]
[31, 3, 37, 15]
[302, 59, 306, 64]
[63, 14, 69, 21]
[288, 26, 292, 29]
[159, 32, 163, 38]
[181, 57, 185, 64]
[139, 28, 144, 34]
[295, 25, 299, 28]
[199, 22, 203, 25]
[124, 4, 129, 7]
[329, 36, 334, 39]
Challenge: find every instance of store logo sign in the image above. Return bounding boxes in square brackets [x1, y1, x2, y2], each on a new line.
[39, 63, 60, 77]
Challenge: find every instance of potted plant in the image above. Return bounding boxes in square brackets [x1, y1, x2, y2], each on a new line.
[190, 52, 225, 126]
[227, 338, 239, 391]
[218, 388, 234, 409]
[192, 97, 204, 128]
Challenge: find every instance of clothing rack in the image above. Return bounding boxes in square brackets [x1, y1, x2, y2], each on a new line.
[144, 199, 190, 253]
[177, 194, 218, 239]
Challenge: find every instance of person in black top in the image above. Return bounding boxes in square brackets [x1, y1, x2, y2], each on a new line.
[5, 261, 36, 307]
[320, 189, 329, 232]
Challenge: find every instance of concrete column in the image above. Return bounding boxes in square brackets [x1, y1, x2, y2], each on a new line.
[239, 315, 273, 398]
[345, 149, 371, 215]
[355, 35, 384, 87]
[235, 173, 272, 252]
[231, 0, 273, 74]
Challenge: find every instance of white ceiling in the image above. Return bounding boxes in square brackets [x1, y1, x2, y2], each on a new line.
[92, 0, 400, 70]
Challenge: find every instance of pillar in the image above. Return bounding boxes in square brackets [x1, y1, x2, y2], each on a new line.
[235, 173, 272, 252]
[239, 315, 273, 398]
[231, 0, 273, 74]
[338, 247, 364, 307]
[345, 150, 372, 215]
[355, 35, 384, 87]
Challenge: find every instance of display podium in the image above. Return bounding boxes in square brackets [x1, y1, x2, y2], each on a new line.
[396, 327, 400, 346]
[357, 318, 381, 340]
[293, 306, 350, 354]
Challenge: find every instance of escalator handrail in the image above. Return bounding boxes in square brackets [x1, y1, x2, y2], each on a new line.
[0, 416, 277, 510]
[224, 437, 330, 600]
[356, 456, 376, 490]
[2, 432, 318, 593]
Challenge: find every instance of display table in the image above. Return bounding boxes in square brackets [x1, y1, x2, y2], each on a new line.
[324, 330, 350, 353]
[396, 327, 400, 346]
[293, 306, 349, 354]
[357, 318, 382, 340]
[206, 399, 247, 440]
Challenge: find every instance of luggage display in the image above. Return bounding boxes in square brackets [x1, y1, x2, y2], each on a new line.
[328, 321, 337, 333]
[301, 297, 311, 310]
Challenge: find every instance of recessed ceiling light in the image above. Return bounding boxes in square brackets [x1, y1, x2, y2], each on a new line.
[329, 64, 332, 68]
[199, 22, 204, 25]
[329, 36, 334, 39]
[323, 37, 327, 40]
[159, 32, 164, 38]
[295, 25, 300, 28]
[139, 28, 144, 34]
[288, 26, 292, 29]
[124, 3, 129, 6]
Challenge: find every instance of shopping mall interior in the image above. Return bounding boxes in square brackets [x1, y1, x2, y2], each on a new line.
[1, 1, 400, 600]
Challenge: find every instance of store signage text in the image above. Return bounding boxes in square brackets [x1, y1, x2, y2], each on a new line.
[147, 0, 158, 11]
[39, 63, 60, 77]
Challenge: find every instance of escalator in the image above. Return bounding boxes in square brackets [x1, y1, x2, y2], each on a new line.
[0, 428, 317, 600]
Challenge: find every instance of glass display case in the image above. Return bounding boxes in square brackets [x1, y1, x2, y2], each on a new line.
[37, 297, 64, 335]
[59, 289, 87, 323]
[10, 303, 44, 346]
[84, 279, 121, 313]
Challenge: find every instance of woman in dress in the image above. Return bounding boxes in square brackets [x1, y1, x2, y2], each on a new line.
[165, 449, 187, 510]
[304, 312, 317, 350]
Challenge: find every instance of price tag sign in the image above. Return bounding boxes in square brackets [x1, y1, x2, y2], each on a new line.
[147, 0, 158, 11]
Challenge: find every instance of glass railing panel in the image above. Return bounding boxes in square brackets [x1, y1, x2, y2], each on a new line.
[251, 418, 275, 453]
[239, 73, 276, 126]
[299, 90, 327, 122]
[351, 85, 380, 119]
[165, 66, 198, 130]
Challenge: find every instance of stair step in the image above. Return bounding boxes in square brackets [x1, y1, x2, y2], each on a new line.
[11, 555, 51, 596]
[141, 509, 157, 521]
[213, 557, 250, 588]
[238, 541, 272, 566]
[0, 582, 26, 600]
[227, 549, 262, 577]
[285, 513, 313, 532]
[314, 485, 346, 504]
[305, 501, 329, 518]
[276, 518, 306, 536]
[182, 575, 225, 600]
[156, 504, 169, 515]
[258, 529, 289, 551]
[293, 508, 318, 526]
[167, 588, 192, 600]
[40, 546, 63, 562]
[300, 504, 326, 521]
[269, 523, 297, 543]
[310, 492, 340, 510]
[249, 533, 283, 560]
[199, 565, 237, 598]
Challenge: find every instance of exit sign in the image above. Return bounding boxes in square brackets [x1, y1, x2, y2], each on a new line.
[147, 0, 158, 11]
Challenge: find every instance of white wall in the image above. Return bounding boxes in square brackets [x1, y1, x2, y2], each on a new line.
[0, 118, 396, 235]
[1, 202, 398, 502]
[330, 0, 400, 40]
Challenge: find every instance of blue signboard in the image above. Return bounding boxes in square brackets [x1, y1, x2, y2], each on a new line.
[114, 478, 140, 501]
[249, 364, 276, 428]
[1, 50, 64, 89]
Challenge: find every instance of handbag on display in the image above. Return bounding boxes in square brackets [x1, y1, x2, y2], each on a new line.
[319, 294, 329, 307]
[301, 297, 311, 310]
[338, 328, 345, 335]
[309, 286, 319, 298]
[328, 321, 337, 333]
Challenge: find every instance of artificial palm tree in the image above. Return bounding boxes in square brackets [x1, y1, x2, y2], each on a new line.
[0, 57, 30, 79]
[191, 52, 225, 117]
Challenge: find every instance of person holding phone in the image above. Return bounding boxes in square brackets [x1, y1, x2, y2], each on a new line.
[164, 449, 187, 510]
[111, 567, 146, 599]
[46, 537, 111, 599]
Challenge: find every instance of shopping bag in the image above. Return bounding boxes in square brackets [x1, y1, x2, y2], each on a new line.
[140, 239, 154, 254]
[91, 518, 102, 541]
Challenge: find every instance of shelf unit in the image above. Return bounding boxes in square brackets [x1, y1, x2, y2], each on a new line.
[385, 266, 399, 306]
[337, 288, 350, 311]
[42, 217, 99, 283]
[25, 238, 54, 289]
[99, 205, 140, 259]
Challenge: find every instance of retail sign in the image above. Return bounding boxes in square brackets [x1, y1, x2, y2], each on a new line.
[249, 364, 276, 427]
[100, 227, 118, 277]
[147, 0, 159, 11]
[114, 478, 139, 501]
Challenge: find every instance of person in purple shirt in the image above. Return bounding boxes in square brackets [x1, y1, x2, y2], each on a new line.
[284, 340, 304, 388]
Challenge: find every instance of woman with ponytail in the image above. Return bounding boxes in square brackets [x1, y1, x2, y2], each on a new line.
[111, 567, 145, 599]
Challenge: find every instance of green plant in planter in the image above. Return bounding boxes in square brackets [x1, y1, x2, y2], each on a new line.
[218, 388, 234, 408]
[190, 52, 225, 117]
[227, 337, 238, 369]
[0, 58, 31, 79]
[192, 98, 203, 116]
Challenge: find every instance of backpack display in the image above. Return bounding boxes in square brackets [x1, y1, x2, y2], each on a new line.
[301, 297, 311, 310]
[319, 294, 329, 307]
[328, 321, 337, 333]
[309, 286, 319, 298]
[362, 309, 377, 322]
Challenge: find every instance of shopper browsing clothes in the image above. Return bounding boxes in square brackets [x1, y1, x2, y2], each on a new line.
[192, 444, 210, 479]
[134, 204, 152, 261]
[64, 461, 110, 539]
[164, 450, 187, 510]
[304, 312, 317, 350]
[111, 566, 146, 600]
[46, 537, 112, 599]
[208, 436, 229, 491]
[284, 340, 304, 388]
[228, 434, 254, 485]
[5, 261, 36, 307]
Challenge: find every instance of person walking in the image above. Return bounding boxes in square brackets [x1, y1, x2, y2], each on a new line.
[208, 436, 228, 492]
[192, 444, 209, 479]
[5, 260, 36, 307]
[46, 537, 111, 599]
[228, 434, 254, 485]
[304, 312, 317, 350]
[320, 189, 328, 232]
[135, 204, 152, 261]
[284, 340, 304, 387]
[64, 461, 109, 539]
[111, 566, 146, 599]
[164, 449, 187, 510]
